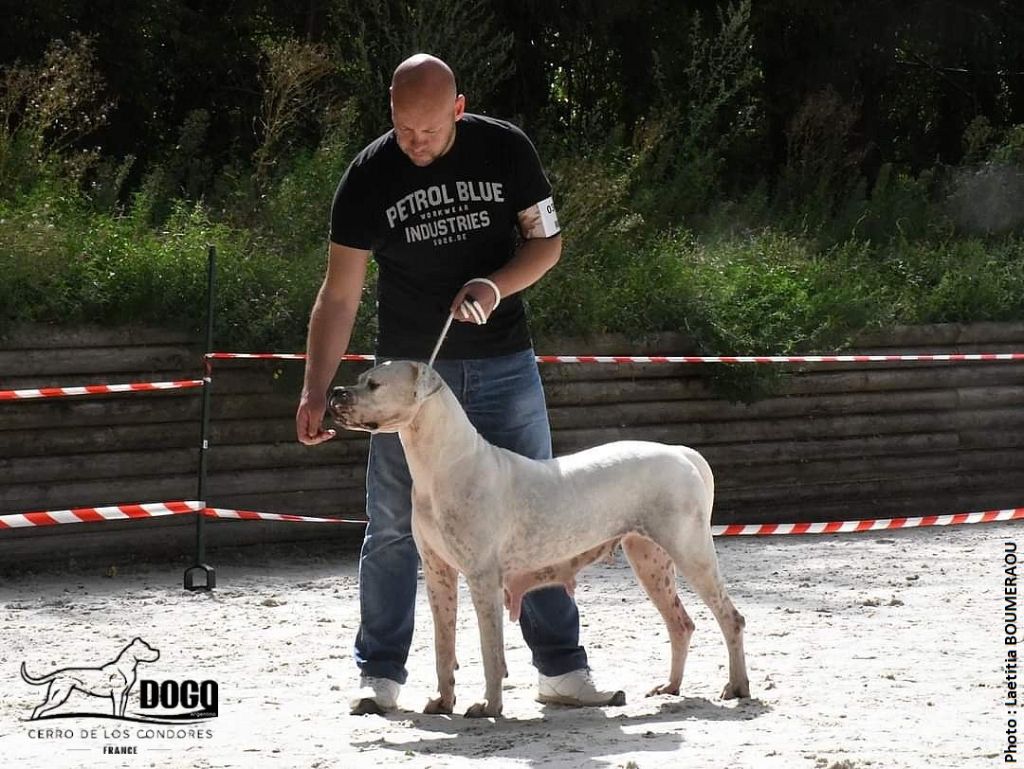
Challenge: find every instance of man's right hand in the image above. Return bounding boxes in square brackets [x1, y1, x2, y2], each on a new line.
[296, 392, 337, 445]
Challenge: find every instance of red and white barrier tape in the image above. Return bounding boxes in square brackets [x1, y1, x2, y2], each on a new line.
[206, 505, 1021, 536]
[0, 379, 205, 401]
[0, 501, 203, 529]
[712, 507, 1024, 536]
[206, 351, 1024, 365]
[202, 507, 365, 525]
[536, 353, 1024, 364]
[6, 352, 1017, 400]
[2, 501, 1020, 537]
[206, 352, 367, 361]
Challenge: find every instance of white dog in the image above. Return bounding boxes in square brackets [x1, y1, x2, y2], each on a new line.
[21, 637, 160, 718]
[330, 360, 750, 717]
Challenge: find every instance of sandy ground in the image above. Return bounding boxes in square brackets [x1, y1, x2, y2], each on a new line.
[0, 520, 1013, 769]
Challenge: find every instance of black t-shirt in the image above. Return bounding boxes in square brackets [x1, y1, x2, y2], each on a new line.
[330, 114, 556, 359]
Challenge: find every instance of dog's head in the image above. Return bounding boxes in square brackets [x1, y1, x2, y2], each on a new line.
[127, 638, 160, 663]
[328, 360, 444, 434]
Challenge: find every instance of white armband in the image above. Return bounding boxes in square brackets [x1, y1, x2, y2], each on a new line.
[536, 196, 560, 237]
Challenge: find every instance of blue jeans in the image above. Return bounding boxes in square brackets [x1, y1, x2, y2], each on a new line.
[354, 348, 588, 684]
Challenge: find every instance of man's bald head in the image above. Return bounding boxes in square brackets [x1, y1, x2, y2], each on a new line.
[391, 54, 457, 109]
[389, 53, 465, 167]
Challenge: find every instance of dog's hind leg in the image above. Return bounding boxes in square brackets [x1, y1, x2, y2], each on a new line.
[31, 682, 74, 719]
[621, 533, 695, 696]
[421, 544, 460, 715]
[668, 532, 750, 700]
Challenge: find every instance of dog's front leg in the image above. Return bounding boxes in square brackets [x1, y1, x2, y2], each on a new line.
[465, 573, 505, 718]
[421, 544, 459, 715]
[118, 686, 130, 717]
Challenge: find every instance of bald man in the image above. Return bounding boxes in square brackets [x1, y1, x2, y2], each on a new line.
[296, 54, 623, 715]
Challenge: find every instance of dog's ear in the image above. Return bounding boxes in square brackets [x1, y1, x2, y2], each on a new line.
[413, 362, 444, 401]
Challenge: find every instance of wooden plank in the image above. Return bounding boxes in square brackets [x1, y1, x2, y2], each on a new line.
[0, 345, 200, 383]
[1, 443, 367, 485]
[956, 387, 1024, 409]
[0, 422, 200, 458]
[206, 360, 370, 395]
[854, 322, 1024, 347]
[544, 377, 714, 405]
[208, 488, 368, 517]
[553, 409, 1007, 446]
[205, 465, 366, 496]
[0, 417, 370, 458]
[541, 363, 708, 384]
[209, 419, 365, 447]
[712, 486, 1024, 525]
[779, 363, 1024, 396]
[544, 374, 1023, 411]
[712, 453, 953, 487]
[2, 448, 198, 484]
[547, 389, 959, 428]
[954, 322, 1024, 344]
[555, 406, 1024, 451]
[0, 390, 202, 430]
[207, 393, 310, 420]
[0, 369, 202, 390]
[0, 463, 366, 512]
[552, 423, 952, 455]
[207, 441, 369, 470]
[698, 433, 962, 465]
[718, 468, 1024, 505]
[0, 324, 195, 350]
[0, 475, 198, 513]
[713, 448, 1024, 488]
[960, 430, 1024, 450]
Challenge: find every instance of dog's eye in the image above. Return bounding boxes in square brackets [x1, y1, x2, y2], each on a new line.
[367, 380, 381, 391]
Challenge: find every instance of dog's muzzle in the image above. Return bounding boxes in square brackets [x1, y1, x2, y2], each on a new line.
[328, 387, 379, 431]
[327, 387, 354, 421]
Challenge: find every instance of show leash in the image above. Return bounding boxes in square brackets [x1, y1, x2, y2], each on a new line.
[427, 279, 502, 368]
[427, 312, 455, 368]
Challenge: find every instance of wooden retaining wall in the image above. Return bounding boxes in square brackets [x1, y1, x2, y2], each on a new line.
[1, 322, 1022, 566]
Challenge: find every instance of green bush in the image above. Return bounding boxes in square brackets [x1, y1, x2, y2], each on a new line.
[1, 188, 309, 351]
[877, 236, 1024, 324]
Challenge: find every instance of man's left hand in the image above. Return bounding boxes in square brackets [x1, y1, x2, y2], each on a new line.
[450, 282, 498, 324]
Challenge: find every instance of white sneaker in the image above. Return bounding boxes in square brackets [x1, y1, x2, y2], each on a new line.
[350, 675, 400, 715]
[537, 668, 626, 707]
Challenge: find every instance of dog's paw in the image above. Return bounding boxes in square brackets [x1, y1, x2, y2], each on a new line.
[423, 696, 455, 715]
[645, 682, 680, 697]
[464, 700, 502, 718]
[721, 680, 751, 700]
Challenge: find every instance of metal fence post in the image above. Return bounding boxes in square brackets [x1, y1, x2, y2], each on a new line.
[184, 245, 217, 590]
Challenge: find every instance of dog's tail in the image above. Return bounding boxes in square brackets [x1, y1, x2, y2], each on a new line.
[678, 446, 714, 518]
[20, 662, 56, 685]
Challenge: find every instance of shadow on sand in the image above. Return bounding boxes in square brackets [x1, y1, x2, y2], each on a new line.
[349, 696, 770, 766]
